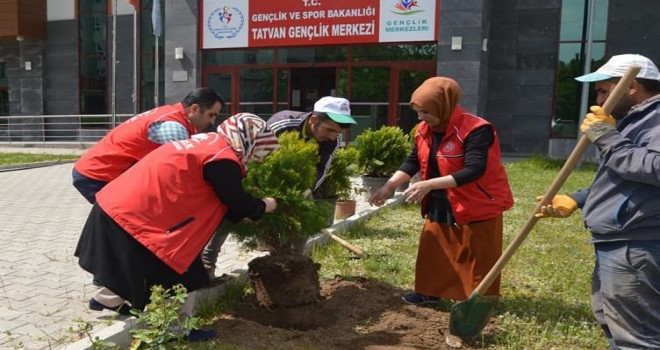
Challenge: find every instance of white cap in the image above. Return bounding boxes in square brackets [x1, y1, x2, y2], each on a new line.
[575, 54, 660, 82]
[313, 96, 356, 124]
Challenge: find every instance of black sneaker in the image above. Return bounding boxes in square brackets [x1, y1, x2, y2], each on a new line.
[401, 292, 439, 305]
[88, 298, 132, 316]
[186, 329, 218, 342]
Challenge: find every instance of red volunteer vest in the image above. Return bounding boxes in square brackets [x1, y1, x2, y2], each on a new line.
[74, 103, 197, 181]
[417, 107, 513, 225]
[96, 133, 242, 274]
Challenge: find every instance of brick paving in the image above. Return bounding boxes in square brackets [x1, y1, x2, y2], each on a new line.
[0, 148, 385, 349]
[0, 159, 271, 349]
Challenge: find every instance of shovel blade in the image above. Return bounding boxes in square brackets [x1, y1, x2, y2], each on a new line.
[449, 292, 498, 337]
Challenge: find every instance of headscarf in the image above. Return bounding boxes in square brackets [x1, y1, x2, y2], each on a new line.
[217, 113, 279, 167]
[410, 77, 462, 131]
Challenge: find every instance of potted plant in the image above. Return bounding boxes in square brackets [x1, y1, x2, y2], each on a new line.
[334, 186, 362, 220]
[314, 146, 360, 220]
[354, 126, 411, 200]
[224, 132, 330, 309]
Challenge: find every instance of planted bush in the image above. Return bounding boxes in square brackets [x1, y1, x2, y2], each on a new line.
[313, 146, 360, 200]
[226, 132, 330, 254]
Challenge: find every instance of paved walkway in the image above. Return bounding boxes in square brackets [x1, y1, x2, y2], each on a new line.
[0, 147, 384, 349]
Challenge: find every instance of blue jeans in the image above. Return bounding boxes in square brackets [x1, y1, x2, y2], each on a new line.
[71, 168, 108, 204]
[591, 240, 660, 349]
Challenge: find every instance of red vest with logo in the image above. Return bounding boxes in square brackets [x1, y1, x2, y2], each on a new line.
[74, 103, 197, 182]
[96, 133, 242, 274]
[417, 107, 513, 225]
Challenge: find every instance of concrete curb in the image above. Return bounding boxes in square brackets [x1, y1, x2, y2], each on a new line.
[64, 194, 404, 349]
[64, 318, 138, 350]
[305, 194, 404, 253]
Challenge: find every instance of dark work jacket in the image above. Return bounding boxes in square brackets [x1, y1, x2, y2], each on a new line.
[572, 95, 660, 242]
[267, 110, 341, 190]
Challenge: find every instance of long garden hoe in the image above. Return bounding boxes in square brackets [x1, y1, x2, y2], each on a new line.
[448, 65, 641, 338]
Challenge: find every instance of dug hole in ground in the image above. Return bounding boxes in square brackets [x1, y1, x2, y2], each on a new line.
[213, 274, 496, 350]
[209, 195, 495, 350]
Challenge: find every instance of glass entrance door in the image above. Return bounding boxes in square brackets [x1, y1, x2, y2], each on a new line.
[290, 67, 336, 112]
[396, 69, 433, 134]
[205, 71, 234, 127]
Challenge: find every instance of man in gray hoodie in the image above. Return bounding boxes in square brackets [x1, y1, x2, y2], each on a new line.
[537, 54, 660, 349]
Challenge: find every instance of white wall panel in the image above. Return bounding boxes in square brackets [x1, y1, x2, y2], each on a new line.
[48, 0, 136, 21]
[47, 0, 74, 21]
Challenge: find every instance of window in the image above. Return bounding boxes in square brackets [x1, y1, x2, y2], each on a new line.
[352, 43, 436, 62]
[140, 0, 165, 111]
[350, 66, 390, 134]
[553, 0, 608, 138]
[278, 47, 346, 64]
[239, 69, 274, 118]
[0, 62, 8, 119]
[205, 49, 274, 65]
[79, 0, 108, 118]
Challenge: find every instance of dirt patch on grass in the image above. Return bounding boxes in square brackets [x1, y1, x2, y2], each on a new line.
[212, 276, 496, 349]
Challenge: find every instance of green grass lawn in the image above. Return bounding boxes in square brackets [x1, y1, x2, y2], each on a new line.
[0, 152, 79, 166]
[310, 155, 607, 349]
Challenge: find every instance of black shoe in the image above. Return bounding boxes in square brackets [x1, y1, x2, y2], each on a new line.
[88, 298, 132, 316]
[186, 329, 217, 342]
[401, 292, 439, 305]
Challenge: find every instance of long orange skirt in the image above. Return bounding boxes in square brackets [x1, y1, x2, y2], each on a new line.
[414, 215, 503, 301]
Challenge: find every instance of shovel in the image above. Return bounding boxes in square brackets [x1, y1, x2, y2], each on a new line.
[322, 228, 368, 258]
[303, 188, 368, 258]
[448, 65, 641, 338]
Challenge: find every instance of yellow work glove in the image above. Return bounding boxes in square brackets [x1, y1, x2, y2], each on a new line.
[580, 105, 616, 142]
[534, 194, 578, 218]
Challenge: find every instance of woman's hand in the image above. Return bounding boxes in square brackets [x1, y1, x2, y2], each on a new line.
[262, 197, 277, 213]
[369, 186, 393, 206]
[403, 181, 431, 204]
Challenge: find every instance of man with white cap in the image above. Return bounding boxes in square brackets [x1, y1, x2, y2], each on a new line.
[536, 54, 660, 348]
[200, 97, 356, 273]
[267, 96, 357, 189]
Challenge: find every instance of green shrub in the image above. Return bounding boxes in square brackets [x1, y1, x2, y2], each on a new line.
[354, 126, 411, 177]
[130, 284, 200, 349]
[225, 132, 329, 253]
[313, 146, 360, 200]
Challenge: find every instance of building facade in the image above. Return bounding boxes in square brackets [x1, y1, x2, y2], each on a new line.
[0, 0, 659, 156]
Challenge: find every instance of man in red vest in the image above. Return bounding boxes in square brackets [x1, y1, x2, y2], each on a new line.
[72, 87, 224, 204]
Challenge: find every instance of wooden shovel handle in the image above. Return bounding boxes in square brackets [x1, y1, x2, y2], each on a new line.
[323, 229, 366, 257]
[473, 65, 641, 296]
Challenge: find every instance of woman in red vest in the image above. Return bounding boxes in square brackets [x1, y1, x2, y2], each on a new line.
[75, 113, 279, 341]
[369, 77, 514, 306]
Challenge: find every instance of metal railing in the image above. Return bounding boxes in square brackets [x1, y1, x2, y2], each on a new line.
[0, 109, 390, 145]
[0, 114, 134, 144]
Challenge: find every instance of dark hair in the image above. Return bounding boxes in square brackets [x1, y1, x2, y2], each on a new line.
[181, 88, 225, 110]
[313, 111, 353, 129]
[636, 78, 660, 94]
